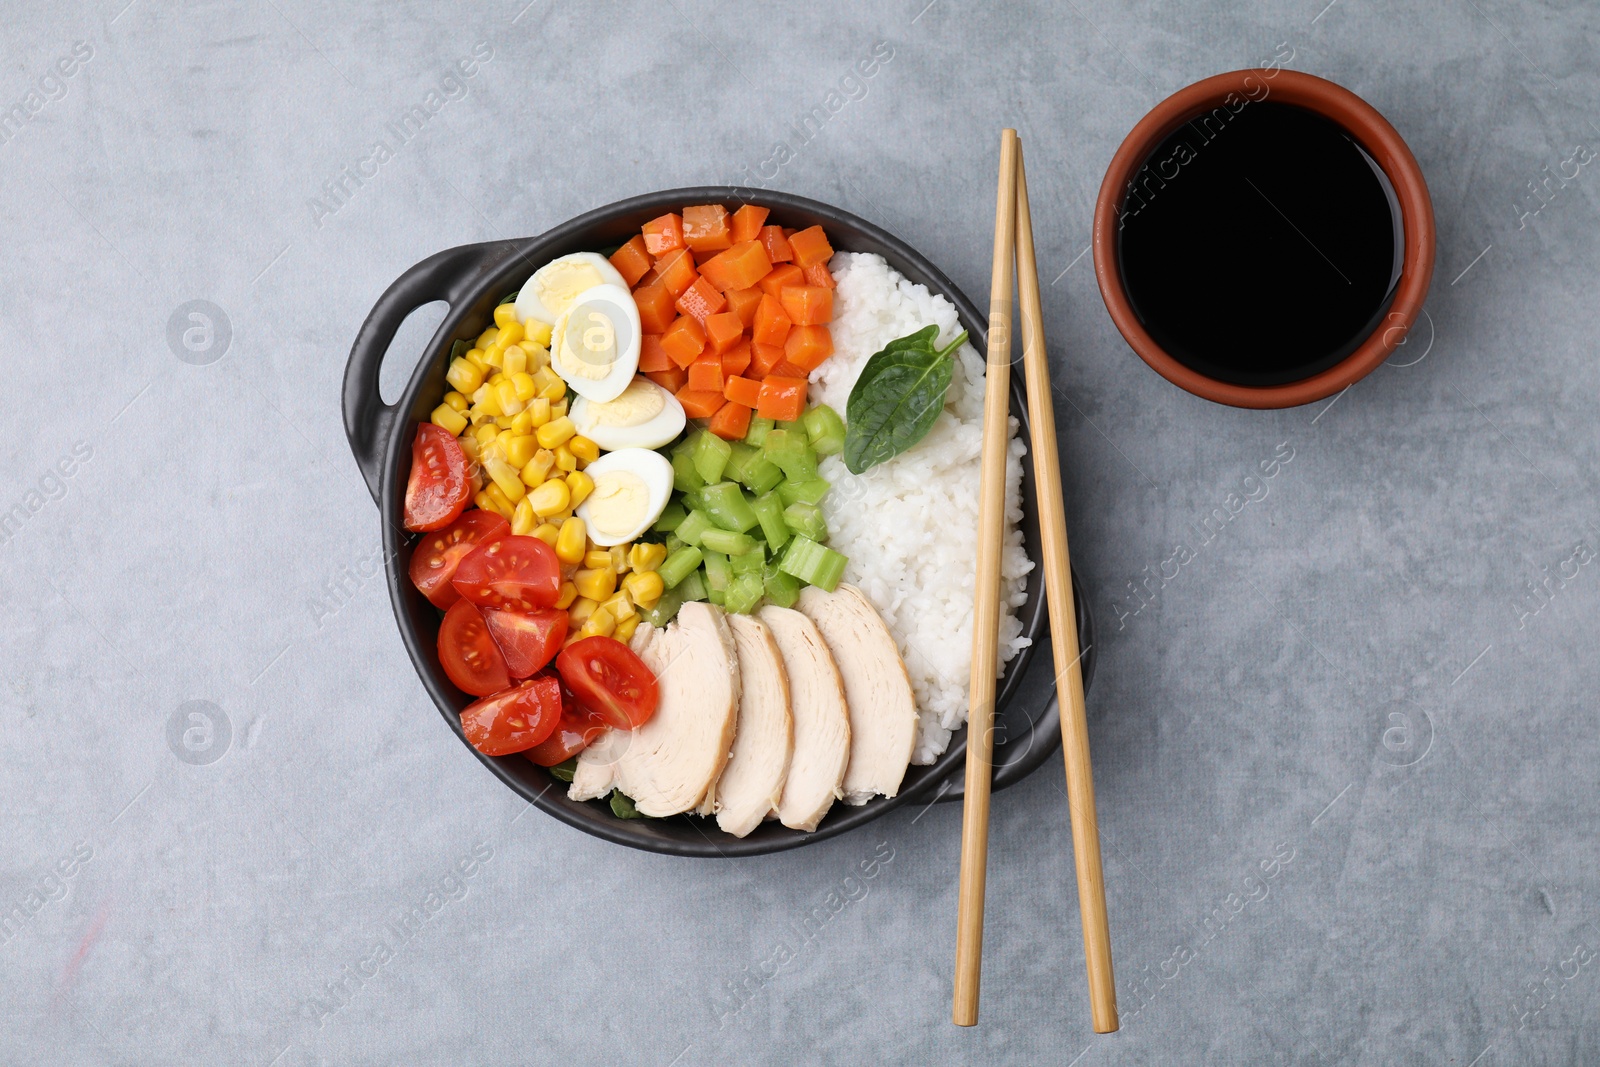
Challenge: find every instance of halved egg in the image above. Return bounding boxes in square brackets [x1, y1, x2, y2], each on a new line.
[515, 252, 627, 327]
[569, 377, 687, 452]
[576, 448, 674, 547]
[549, 283, 641, 403]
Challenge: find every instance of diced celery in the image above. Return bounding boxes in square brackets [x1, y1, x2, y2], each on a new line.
[777, 476, 830, 507]
[743, 415, 776, 447]
[692, 430, 733, 484]
[778, 536, 847, 591]
[761, 429, 818, 480]
[782, 501, 828, 541]
[742, 458, 784, 496]
[700, 481, 760, 532]
[676, 569, 708, 602]
[659, 545, 704, 588]
[728, 542, 766, 575]
[802, 404, 846, 456]
[706, 585, 726, 606]
[665, 533, 684, 554]
[641, 588, 683, 627]
[724, 572, 765, 614]
[652, 501, 688, 532]
[778, 419, 806, 434]
[722, 441, 759, 484]
[701, 528, 756, 555]
[671, 449, 704, 494]
[674, 509, 717, 547]
[751, 491, 791, 550]
[703, 550, 732, 593]
[763, 564, 801, 608]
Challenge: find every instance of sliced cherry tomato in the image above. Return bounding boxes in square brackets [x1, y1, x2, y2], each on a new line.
[459, 675, 562, 756]
[409, 510, 510, 609]
[556, 636, 659, 731]
[404, 424, 472, 532]
[525, 679, 608, 766]
[451, 535, 562, 611]
[483, 607, 568, 678]
[437, 599, 511, 696]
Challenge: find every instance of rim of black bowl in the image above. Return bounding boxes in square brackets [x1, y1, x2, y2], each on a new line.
[356, 187, 1081, 857]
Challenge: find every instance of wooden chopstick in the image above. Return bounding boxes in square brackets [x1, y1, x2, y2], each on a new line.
[953, 127, 1019, 1028]
[1014, 143, 1119, 1033]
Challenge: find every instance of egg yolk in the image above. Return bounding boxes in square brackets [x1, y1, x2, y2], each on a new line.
[585, 470, 650, 539]
[587, 379, 665, 428]
[533, 262, 606, 322]
[556, 302, 619, 382]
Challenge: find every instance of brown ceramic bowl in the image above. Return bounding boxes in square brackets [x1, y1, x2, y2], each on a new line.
[1092, 68, 1435, 408]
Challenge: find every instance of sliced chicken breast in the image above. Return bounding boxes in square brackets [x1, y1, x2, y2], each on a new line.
[760, 606, 850, 832]
[797, 584, 916, 805]
[567, 602, 740, 817]
[711, 615, 794, 838]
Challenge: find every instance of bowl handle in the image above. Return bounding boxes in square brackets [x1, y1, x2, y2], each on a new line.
[342, 240, 525, 504]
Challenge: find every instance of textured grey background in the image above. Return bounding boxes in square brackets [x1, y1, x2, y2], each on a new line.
[1, 0, 1596, 1064]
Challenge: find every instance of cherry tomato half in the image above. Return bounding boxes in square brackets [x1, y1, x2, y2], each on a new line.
[525, 676, 609, 766]
[409, 510, 510, 609]
[483, 607, 568, 678]
[404, 424, 472, 532]
[459, 674, 563, 756]
[437, 599, 511, 696]
[451, 535, 562, 611]
[556, 636, 659, 731]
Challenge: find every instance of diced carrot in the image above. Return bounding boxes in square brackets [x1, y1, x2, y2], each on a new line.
[769, 359, 812, 379]
[778, 285, 833, 326]
[632, 281, 677, 334]
[758, 263, 805, 297]
[730, 204, 770, 244]
[661, 315, 707, 368]
[609, 236, 652, 287]
[803, 261, 835, 290]
[704, 312, 744, 354]
[782, 324, 834, 371]
[756, 376, 808, 422]
[676, 276, 727, 324]
[655, 248, 698, 299]
[633, 265, 660, 289]
[693, 248, 721, 267]
[638, 333, 671, 373]
[687, 356, 724, 392]
[750, 342, 786, 379]
[724, 286, 763, 328]
[676, 388, 727, 419]
[645, 367, 688, 393]
[708, 401, 752, 441]
[787, 225, 833, 268]
[783, 227, 797, 238]
[723, 375, 763, 408]
[721, 339, 752, 377]
[752, 294, 792, 348]
[700, 240, 773, 293]
[759, 225, 793, 264]
[642, 213, 685, 256]
[682, 204, 733, 252]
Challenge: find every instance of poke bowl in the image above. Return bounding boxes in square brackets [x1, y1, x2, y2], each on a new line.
[342, 188, 1095, 856]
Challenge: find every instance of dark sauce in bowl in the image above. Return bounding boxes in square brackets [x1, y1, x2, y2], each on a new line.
[1116, 101, 1402, 387]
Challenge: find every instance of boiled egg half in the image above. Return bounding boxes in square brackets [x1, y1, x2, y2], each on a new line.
[576, 448, 674, 547]
[548, 283, 641, 403]
[514, 252, 627, 327]
[569, 377, 687, 452]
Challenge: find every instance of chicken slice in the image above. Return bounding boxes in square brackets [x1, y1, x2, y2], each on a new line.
[797, 584, 916, 805]
[710, 614, 794, 837]
[567, 602, 740, 817]
[760, 606, 850, 832]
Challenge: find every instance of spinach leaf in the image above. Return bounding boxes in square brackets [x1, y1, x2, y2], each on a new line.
[549, 757, 578, 783]
[609, 789, 644, 819]
[496, 290, 519, 307]
[449, 338, 471, 361]
[843, 327, 968, 474]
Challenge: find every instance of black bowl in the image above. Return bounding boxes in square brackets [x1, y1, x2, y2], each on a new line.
[342, 188, 1095, 856]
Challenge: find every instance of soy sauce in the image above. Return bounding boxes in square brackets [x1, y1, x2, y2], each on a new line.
[1117, 100, 1402, 387]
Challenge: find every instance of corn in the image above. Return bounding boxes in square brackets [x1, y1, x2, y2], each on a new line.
[495, 380, 524, 416]
[464, 348, 490, 373]
[525, 343, 550, 370]
[555, 518, 587, 565]
[474, 387, 502, 418]
[551, 397, 569, 419]
[525, 320, 553, 348]
[502, 344, 528, 376]
[482, 343, 505, 370]
[430, 404, 468, 435]
[601, 591, 635, 622]
[565, 470, 594, 507]
[623, 570, 665, 608]
[474, 423, 500, 447]
[494, 415, 514, 430]
[529, 364, 559, 394]
[614, 615, 640, 643]
[540, 377, 567, 402]
[536, 416, 576, 449]
[521, 449, 556, 488]
[553, 445, 577, 472]
[446, 357, 483, 394]
[584, 549, 613, 571]
[629, 542, 668, 573]
[477, 487, 514, 519]
[493, 303, 519, 329]
[609, 546, 630, 573]
[568, 435, 599, 463]
[468, 407, 493, 426]
[510, 410, 534, 435]
[526, 397, 552, 427]
[474, 489, 499, 517]
[548, 509, 573, 524]
[503, 433, 536, 469]
[579, 606, 615, 639]
[457, 433, 481, 463]
[444, 390, 470, 412]
[568, 596, 599, 625]
[484, 456, 526, 503]
[511, 372, 537, 402]
[527, 478, 571, 517]
[511, 496, 536, 535]
[498, 321, 524, 347]
[477, 327, 501, 350]
[532, 522, 560, 548]
[574, 566, 617, 602]
[488, 371, 506, 387]
[554, 580, 578, 610]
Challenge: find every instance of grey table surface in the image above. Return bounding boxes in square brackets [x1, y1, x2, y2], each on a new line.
[2, 1, 1597, 1064]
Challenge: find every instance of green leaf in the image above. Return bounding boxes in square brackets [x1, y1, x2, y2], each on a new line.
[609, 790, 644, 819]
[496, 290, 519, 307]
[549, 757, 578, 783]
[843, 326, 967, 475]
[450, 338, 471, 361]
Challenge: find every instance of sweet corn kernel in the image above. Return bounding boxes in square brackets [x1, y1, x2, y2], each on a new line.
[521, 449, 556, 488]
[524, 320, 553, 347]
[484, 456, 526, 503]
[444, 390, 470, 412]
[539, 377, 567, 401]
[495, 380, 524, 416]
[511, 371, 537, 402]
[527, 397, 551, 427]
[551, 397, 569, 419]
[532, 522, 560, 548]
[430, 404, 468, 435]
[553, 445, 577, 472]
[568, 435, 599, 463]
[493, 303, 519, 329]
[468, 407, 493, 425]
[498, 320, 524, 347]
[579, 606, 615, 639]
[482, 343, 505, 370]
[503, 433, 536, 469]
[510, 410, 534, 435]
[584, 549, 612, 571]
[600, 591, 635, 622]
[548, 509, 573, 524]
[574, 567, 617, 602]
[555, 517, 587, 565]
[554, 580, 578, 610]
[565, 470, 594, 507]
[623, 570, 665, 608]
[609, 546, 629, 573]
[457, 434, 481, 463]
[474, 423, 500, 447]
[474, 387, 502, 418]
[464, 348, 490, 373]
[488, 371, 506, 387]
[502, 344, 528, 376]
[494, 415, 514, 430]
[446, 357, 484, 394]
[536, 416, 576, 449]
[478, 487, 514, 519]
[477, 327, 501, 350]
[628, 542, 668, 573]
[525, 343, 550, 370]
[614, 615, 640, 643]
[511, 496, 536, 535]
[568, 597, 599, 625]
[474, 489, 499, 517]
[527, 478, 571, 517]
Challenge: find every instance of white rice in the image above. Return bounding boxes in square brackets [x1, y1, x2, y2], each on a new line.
[810, 252, 1033, 765]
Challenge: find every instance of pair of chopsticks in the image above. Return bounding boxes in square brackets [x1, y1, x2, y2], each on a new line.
[953, 129, 1118, 1033]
